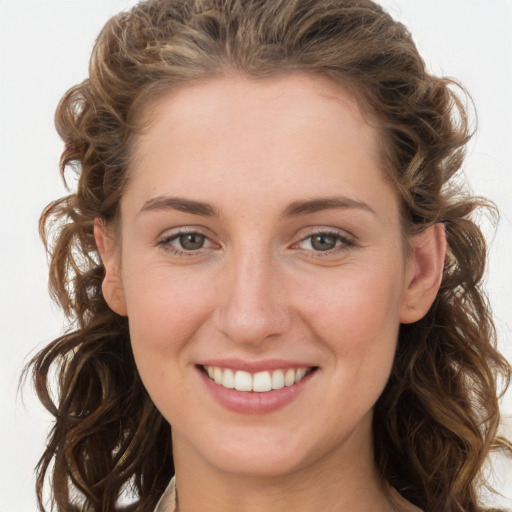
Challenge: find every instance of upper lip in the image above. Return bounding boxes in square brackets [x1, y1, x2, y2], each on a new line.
[197, 358, 316, 373]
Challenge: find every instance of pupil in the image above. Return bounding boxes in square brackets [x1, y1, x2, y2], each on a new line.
[311, 234, 336, 251]
[180, 233, 205, 250]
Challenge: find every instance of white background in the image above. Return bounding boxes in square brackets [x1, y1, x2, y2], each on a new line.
[0, 1, 510, 510]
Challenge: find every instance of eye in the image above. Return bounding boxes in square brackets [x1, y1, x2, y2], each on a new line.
[308, 233, 339, 251]
[177, 232, 206, 251]
[157, 229, 215, 254]
[297, 230, 354, 253]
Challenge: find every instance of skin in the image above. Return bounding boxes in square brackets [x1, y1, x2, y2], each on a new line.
[95, 73, 445, 511]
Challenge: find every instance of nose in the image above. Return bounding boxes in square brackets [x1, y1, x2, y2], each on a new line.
[213, 245, 292, 346]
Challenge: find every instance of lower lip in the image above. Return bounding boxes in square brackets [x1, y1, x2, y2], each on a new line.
[198, 368, 315, 414]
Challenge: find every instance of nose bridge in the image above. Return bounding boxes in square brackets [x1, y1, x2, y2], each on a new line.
[215, 241, 290, 345]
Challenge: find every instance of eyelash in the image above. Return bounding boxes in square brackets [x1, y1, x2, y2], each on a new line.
[295, 229, 355, 257]
[156, 228, 355, 257]
[156, 229, 215, 256]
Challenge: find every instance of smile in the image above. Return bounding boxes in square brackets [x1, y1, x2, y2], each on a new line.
[202, 365, 314, 393]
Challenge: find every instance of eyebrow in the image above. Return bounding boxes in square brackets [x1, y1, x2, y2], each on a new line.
[138, 195, 375, 218]
[282, 197, 375, 217]
[139, 196, 220, 217]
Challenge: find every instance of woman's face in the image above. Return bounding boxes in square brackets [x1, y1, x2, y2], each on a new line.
[98, 74, 438, 479]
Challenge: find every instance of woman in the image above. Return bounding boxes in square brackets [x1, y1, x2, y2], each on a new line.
[28, 0, 510, 511]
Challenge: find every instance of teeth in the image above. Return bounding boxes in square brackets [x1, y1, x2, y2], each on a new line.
[222, 368, 235, 389]
[234, 370, 252, 391]
[284, 368, 295, 386]
[295, 368, 307, 383]
[203, 366, 312, 392]
[271, 369, 284, 389]
[213, 367, 223, 385]
[253, 371, 272, 392]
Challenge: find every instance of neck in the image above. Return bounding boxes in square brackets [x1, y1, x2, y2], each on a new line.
[170, 416, 398, 512]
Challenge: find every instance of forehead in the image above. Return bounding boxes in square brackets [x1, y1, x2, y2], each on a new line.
[132, 73, 380, 160]
[139, 72, 366, 122]
[125, 73, 398, 222]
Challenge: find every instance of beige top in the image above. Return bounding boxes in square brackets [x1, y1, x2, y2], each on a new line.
[153, 477, 423, 512]
[154, 476, 177, 512]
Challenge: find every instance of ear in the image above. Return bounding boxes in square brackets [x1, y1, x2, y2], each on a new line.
[94, 218, 128, 316]
[400, 223, 446, 324]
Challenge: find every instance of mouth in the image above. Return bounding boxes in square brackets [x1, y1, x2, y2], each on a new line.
[200, 365, 317, 393]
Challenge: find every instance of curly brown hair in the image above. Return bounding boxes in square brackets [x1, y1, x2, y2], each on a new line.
[28, 0, 510, 511]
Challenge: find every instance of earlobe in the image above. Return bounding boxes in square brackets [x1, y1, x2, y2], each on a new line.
[93, 218, 128, 317]
[400, 223, 447, 324]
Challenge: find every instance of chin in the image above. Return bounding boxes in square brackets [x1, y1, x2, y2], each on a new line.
[176, 424, 315, 479]
[208, 448, 310, 479]
[228, 427, 348, 480]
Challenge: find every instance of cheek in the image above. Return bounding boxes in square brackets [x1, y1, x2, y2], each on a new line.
[121, 262, 213, 366]
[295, 261, 404, 384]
[121, 266, 215, 416]
[302, 264, 403, 338]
